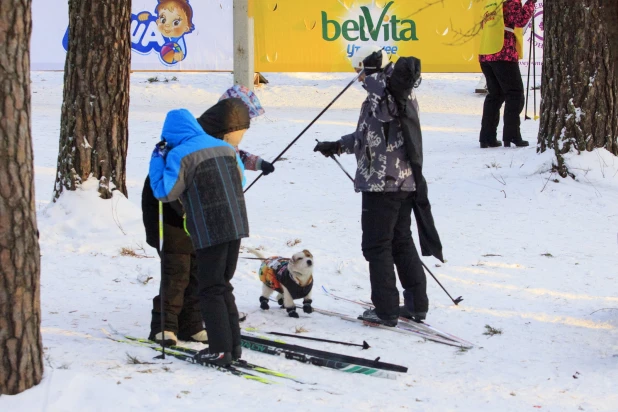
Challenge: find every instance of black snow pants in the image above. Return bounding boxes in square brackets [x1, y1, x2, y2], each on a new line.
[150, 251, 203, 340]
[479, 61, 525, 144]
[361, 191, 428, 321]
[195, 240, 242, 354]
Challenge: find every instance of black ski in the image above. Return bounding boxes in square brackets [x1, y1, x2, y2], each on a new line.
[240, 333, 407, 379]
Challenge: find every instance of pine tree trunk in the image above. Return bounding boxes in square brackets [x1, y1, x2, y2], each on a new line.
[538, 0, 618, 176]
[0, 0, 44, 395]
[53, 0, 131, 200]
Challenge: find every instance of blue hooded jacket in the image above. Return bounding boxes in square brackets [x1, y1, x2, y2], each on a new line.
[149, 109, 249, 249]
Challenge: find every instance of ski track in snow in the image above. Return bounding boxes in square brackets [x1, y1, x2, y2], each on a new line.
[3, 72, 617, 411]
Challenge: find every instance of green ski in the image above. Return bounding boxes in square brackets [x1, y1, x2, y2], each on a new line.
[102, 329, 275, 385]
[124, 336, 312, 385]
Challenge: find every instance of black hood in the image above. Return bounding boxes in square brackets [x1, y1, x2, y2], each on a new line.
[196, 98, 250, 139]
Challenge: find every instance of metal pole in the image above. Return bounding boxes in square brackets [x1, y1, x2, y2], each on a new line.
[233, 0, 254, 90]
[157, 201, 166, 359]
[524, 17, 534, 120]
[243, 71, 363, 193]
[531, 12, 538, 120]
[316, 139, 355, 183]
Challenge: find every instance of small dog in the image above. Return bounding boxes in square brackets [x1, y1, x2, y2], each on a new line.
[249, 249, 314, 318]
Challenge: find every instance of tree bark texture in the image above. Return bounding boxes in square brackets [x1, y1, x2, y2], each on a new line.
[0, 0, 44, 395]
[53, 0, 131, 200]
[538, 0, 618, 177]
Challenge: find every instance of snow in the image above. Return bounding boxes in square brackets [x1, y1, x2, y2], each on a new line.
[2, 71, 617, 411]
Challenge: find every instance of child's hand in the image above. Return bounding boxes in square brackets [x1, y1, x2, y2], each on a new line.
[152, 141, 169, 159]
[260, 160, 275, 175]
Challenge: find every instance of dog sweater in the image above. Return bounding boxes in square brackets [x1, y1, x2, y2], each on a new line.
[259, 257, 313, 300]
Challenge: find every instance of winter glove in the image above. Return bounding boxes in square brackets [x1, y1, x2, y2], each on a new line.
[313, 141, 341, 157]
[362, 49, 384, 76]
[152, 141, 169, 159]
[260, 160, 275, 175]
[303, 299, 313, 314]
[286, 307, 299, 318]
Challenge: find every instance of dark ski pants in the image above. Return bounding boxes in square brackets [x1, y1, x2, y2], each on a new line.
[195, 240, 241, 354]
[479, 61, 525, 144]
[361, 191, 428, 320]
[150, 251, 203, 340]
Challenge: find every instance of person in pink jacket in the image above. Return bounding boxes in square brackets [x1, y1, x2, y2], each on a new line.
[479, 0, 536, 148]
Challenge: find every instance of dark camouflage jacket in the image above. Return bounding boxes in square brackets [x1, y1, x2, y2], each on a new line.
[339, 65, 417, 192]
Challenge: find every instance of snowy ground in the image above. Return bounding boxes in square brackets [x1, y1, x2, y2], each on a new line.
[2, 71, 617, 411]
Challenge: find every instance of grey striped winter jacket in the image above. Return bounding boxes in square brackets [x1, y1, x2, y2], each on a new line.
[339, 65, 417, 192]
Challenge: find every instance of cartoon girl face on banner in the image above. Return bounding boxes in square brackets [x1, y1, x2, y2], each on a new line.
[137, 0, 195, 65]
[62, 0, 196, 67]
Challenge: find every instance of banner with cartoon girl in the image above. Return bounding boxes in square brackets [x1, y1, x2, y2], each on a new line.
[32, 0, 234, 71]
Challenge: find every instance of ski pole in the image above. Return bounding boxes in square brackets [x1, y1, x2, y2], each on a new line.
[524, 16, 534, 121]
[316, 139, 355, 183]
[155, 201, 166, 359]
[531, 11, 538, 120]
[267, 331, 370, 349]
[243, 70, 364, 193]
[421, 261, 463, 305]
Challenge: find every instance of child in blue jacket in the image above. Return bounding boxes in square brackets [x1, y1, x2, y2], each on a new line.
[149, 107, 249, 366]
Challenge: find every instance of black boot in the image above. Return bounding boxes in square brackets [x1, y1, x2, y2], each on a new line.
[232, 345, 242, 361]
[480, 140, 503, 148]
[259, 296, 270, 310]
[399, 306, 427, 322]
[286, 307, 299, 318]
[359, 309, 398, 327]
[504, 138, 529, 147]
[194, 349, 232, 366]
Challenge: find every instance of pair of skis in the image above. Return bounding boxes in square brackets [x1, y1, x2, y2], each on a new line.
[319, 286, 474, 349]
[103, 330, 284, 385]
[104, 329, 407, 384]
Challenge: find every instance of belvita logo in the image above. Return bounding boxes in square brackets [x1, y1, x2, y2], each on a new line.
[321, 1, 418, 42]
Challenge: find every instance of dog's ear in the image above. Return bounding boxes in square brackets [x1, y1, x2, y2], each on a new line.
[302, 250, 313, 258]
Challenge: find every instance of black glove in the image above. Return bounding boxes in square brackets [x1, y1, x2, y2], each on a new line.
[260, 160, 275, 175]
[362, 50, 384, 76]
[313, 141, 341, 157]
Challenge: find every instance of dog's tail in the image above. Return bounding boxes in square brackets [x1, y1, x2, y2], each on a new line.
[246, 248, 267, 260]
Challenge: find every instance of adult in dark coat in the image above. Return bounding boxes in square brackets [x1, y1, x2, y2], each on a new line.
[314, 47, 443, 326]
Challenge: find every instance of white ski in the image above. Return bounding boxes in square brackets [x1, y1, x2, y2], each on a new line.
[321, 286, 474, 349]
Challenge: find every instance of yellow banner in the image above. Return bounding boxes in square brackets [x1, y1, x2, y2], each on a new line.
[251, 0, 484, 72]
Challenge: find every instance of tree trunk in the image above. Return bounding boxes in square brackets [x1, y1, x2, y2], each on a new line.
[53, 0, 131, 200]
[538, 0, 618, 177]
[0, 0, 44, 395]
